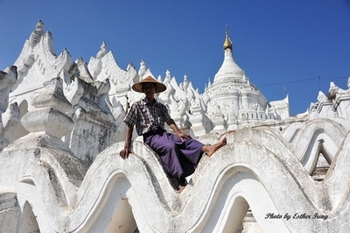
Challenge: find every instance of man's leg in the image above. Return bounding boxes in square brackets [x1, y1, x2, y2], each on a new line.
[145, 133, 186, 181]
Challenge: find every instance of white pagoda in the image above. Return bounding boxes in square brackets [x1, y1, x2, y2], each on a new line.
[0, 21, 349, 233]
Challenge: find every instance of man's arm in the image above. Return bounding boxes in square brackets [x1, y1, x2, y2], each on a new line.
[119, 124, 134, 159]
[166, 118, 191, 141]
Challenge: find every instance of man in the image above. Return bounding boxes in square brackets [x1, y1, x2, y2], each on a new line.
[119, 76, 227, 192]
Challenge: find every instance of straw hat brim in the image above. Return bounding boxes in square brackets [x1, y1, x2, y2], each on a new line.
[132, 76, 167, 93]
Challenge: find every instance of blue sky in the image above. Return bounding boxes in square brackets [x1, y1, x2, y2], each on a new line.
[0, 1, 349, 115]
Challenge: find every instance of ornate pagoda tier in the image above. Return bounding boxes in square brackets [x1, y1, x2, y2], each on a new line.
[206, 29, 278, 130]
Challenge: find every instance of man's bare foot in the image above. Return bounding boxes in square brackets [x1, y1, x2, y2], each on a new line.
[178, 185, 186, 193]
[204, 137, 227, 157]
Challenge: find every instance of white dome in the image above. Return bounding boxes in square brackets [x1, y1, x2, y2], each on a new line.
[213, 48, 244, 84]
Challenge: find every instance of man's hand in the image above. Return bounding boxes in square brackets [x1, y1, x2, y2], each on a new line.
[120, 124, 134, 159]
[119, 148, 133, 159]
[176, 132, 191, 142]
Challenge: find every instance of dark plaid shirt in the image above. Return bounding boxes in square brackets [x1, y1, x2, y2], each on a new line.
[124, 97, 171, 136]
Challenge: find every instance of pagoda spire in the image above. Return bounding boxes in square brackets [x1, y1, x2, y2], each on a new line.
[223, 26, 232, 50]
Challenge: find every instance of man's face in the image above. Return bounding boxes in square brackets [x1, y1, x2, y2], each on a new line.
[142, 83, 157, 97]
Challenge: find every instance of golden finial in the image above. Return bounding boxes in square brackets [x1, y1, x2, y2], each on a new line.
[223, 25, 232, 50]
